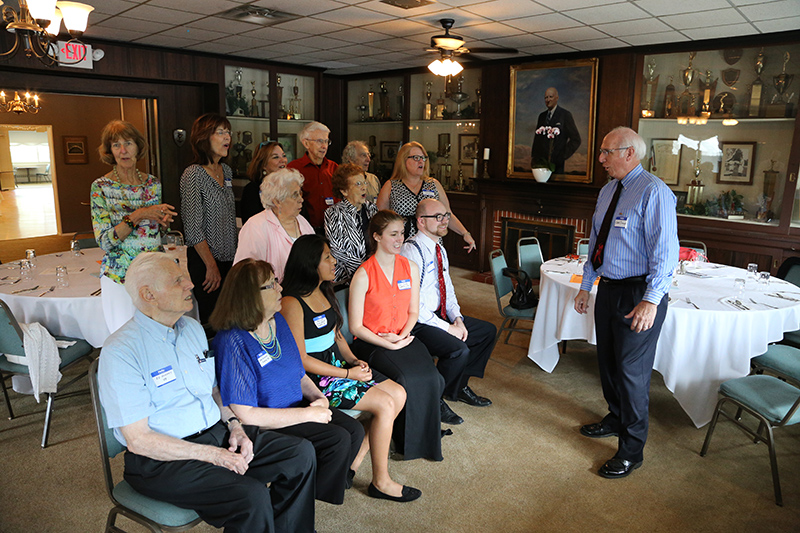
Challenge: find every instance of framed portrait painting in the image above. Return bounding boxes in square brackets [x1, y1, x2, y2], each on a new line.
[719, 142, 756, 185]
[380, 141, 399, 164]
[508, 58, 598, 183]
[62, 135, 88, 165]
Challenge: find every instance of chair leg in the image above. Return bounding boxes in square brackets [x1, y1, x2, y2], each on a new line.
[504, 319, 516, 343]
[0, 371, 14, 420]
[754, 421, 766, 444]
[41, 392, 55, 448]
[700, 398, 725, 456]
[764, 425, 783, 506]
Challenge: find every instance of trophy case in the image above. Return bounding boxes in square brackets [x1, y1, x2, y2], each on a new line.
[276, 72, 316, 164]
[635, 43, 800, 227]
[224, 65, 271, 179]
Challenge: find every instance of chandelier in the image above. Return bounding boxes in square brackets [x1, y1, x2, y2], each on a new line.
[1, 0, 94, 66]
[0, 90, 41, 113]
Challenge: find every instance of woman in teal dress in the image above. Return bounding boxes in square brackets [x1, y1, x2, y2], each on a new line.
[281, 234, 420, 502]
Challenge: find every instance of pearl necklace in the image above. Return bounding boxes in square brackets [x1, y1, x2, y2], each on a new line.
[251, 320, 281, 360]
[113, 165, 143, 185]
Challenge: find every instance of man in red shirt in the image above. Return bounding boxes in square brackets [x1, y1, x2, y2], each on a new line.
[287, 122, 339, 229]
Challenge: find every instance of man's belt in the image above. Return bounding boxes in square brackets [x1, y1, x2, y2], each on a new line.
[600, 275, 647, 286]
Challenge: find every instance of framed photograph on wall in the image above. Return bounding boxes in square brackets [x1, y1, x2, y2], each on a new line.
[380, 141, 399, 164]
[277, 134, 297, 163]
[62, 136, 88, 165]
[719, 142, 756, 185]
[649, 139, 681, 185]
[508, 58, 598, 183]
[458, 134, 479, 162]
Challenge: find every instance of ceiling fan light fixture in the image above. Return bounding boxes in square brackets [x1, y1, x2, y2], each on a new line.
[428, 57, 462, 77]
[431, 35, 464, 51]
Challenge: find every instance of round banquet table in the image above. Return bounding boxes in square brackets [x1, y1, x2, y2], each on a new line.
[527, 257, 800, 427]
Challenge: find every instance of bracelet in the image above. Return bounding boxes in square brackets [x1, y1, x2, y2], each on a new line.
[122, 214, 136, 229]
[225, 416, 240, 428]
[345, 368, 350, 379]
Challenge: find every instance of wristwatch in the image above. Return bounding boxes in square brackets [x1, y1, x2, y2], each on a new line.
[225, 416, 240, 429]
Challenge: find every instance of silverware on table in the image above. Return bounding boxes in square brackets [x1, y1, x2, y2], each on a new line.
[767, 293, 800, 302]
[11, 285, 40, 294]
[90, 288, 102, 296]
[750, 298, 778, 309]
[38, 286, 55, 297]
[0, 279, 21, 286]
[685, 297, 699, 309]
[731, 299, 749, 311]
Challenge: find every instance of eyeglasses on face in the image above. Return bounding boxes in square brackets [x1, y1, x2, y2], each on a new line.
[350, 180, 366, 188]
[260, 281, 278, 291]
[599, 146, 630, 156]
[308, 138, 331, 146]
[214, 129, 232, 137]
[420, 212, 451, 222]
[407, 155, 428, 162]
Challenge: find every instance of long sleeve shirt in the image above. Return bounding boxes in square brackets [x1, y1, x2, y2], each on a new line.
[580, 164, 678, 304]
[179, 164, 238, 262]
[324, 200, 377, 282]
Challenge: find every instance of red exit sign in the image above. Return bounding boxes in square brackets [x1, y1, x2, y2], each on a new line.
[57, 41, 93, 69]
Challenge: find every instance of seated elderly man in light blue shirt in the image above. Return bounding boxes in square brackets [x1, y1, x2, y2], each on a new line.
[98, 252, 316, 533]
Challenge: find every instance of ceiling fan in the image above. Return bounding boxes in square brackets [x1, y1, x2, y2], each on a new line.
[427, 18, 519, 59]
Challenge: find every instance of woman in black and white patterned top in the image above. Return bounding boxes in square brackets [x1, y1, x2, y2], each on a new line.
[376, 142, 475, 252]
[180, 113, 238, 324]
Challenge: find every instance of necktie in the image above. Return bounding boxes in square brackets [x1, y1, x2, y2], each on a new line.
[591, 180, 623, 271]
[435, 244, 447, 320]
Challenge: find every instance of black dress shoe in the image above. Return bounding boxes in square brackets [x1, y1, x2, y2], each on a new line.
[368, 483, 422, 502]
[440, 399, 463, 425]
[598, 457, 642, 479]
[345, 469, 355, 489]
[580, 422, 618, 438]
[456, 386, 492, 407]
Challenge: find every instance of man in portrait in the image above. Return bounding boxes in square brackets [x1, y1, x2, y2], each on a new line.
[530, 87, 581, 174]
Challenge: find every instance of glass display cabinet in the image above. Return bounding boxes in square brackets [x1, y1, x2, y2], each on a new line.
[276, 72, 315, 163]
[224, 65, 271, 179]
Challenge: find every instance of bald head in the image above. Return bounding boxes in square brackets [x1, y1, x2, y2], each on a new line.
[416, 198, 450, 239]
[544, 87, 559, 110]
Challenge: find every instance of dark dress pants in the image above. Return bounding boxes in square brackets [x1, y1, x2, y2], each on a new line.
[412, 315, 497, 398]
[594, 280, 668, 463]
[123, 422, 316, 533]
[187, 246, 232, 325]
[275, 407, 364, 505]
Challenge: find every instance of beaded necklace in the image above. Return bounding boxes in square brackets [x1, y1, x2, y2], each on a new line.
[113, 165, 143, 185]
[251, 320, 282, 361]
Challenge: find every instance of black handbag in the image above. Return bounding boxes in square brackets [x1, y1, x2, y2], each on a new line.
[502, 267, 538, 310]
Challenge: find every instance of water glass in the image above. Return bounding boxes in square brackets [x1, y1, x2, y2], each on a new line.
[758, 271, 771, 286]
[733, 278, 746, 302]
[747, 263, 758, 279]
[70, 239, 81, 256]
[25, 249, 36, 268]
[56, 266, 69, 288]
[164, 234, 183, 251]
[20, 259, 33, 280]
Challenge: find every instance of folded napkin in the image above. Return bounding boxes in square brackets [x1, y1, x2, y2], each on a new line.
[11, 323, 63, 402]
[570, 274, 600, 285]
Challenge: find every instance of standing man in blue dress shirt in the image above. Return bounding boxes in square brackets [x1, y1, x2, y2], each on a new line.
[402, 199, 496, 426]
[574, 127, 678, 479]
[98, 252, 316, 532]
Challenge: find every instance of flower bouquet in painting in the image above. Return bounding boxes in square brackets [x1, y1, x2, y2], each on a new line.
[531, 126, 560, 182]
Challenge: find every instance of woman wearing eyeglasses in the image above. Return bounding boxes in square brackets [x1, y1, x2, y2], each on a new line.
[233, 168, 314, 281]
[180, 113, 238, 324]
[211, 259, 365, 506]
[324, 163, 378, 283]
[376, 141, 475, 252]
[240, 141, 289, 225]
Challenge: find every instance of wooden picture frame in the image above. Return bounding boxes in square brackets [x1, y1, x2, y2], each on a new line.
[458, 134, 479, 163]
[649, 139, 681, 185]
[62, 135, 88, 165]
[380, 141, 399, 164]
[508, 58, 598, 182]
[719, 142, 756, 185]
[678, 143, 721, 184]
[277, 134, 297, 163]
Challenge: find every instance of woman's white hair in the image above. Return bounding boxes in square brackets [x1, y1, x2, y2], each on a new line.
[298, 121, 330, 143]
[342, 140, 367, 165]
[260, 168, 305, 208]
[610, 126, 647, 160]
[125, 252, 174, 308]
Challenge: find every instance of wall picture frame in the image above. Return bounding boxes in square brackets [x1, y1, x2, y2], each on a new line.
[277, 134, 297, 163]
[380, 141, 399, 164]
[649, 139, 681, 185]
[458, 134, 479, 163]
[508, 58, 598, 183]
[62, 135, 88, 165]
[719, 142, 756, 185]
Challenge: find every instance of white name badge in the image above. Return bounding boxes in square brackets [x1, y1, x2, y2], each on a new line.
[426, 261, 436, 273]
[325, 197, 334, 206]
[614, 216, 628, 229]
[421, 190, 436, 198]
[151, 366, 177, 387]
[257, 350, 272, 367]
[397, 279, 412, 290]
[313, 314, 328, 329]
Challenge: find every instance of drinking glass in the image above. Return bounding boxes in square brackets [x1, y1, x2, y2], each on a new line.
[56, 266, 69, 288]
[70, 239, 81, 256]
[20, 259, 33, 280]
[733, 278, 746, 303]
[25, 249, 37, 268]
[747, 263, 758, 280]
[758, 271, 771, 286]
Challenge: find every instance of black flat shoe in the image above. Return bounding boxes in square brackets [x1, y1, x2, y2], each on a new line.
[368, 483, 422, 502]
[345, 469, 355, 489]
[598, 457, 642, 479]
[456, 386, 492, 407]
[580, 422, 618, 438]
[440, 399, 463, 425]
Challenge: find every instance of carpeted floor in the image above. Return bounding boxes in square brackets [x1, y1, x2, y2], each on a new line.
[1, 268, 798, 532]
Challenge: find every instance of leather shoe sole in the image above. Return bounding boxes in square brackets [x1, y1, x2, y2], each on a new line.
[598, 458, 642, 479]
[580, 422, 618, 438]
[368, 483, 422, 502]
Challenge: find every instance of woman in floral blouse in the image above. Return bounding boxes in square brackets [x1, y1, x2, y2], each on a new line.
[91, 120, 176, 333]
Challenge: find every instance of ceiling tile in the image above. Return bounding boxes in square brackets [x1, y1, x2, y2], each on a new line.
[133, 34, 200, 48]
[537, 26, 608, 43]
[84, 26, 152, 42]
[360, 0, 450, 17]
[633, 0, 730, 17]
[187, 16, 265, 34]
[308, 60, 360, 69]
[252, 0, 345, 17]
[332, 43, 396, 55]
[484, 34, 551, 48]
[754, 15, 800, 32]
[343, 55, 390, 66]
[93, 16, 172, 34]
[292, 35, 351, 49]
[594, 17, 672, 36]
[568, 37, 629, 50]
[504, 13, 583, 33]
[121, 5, 204, 25]
[272, 17, 349, 35]
[241, 26, 312, 42]
[438, 0, 498, 7]
[90, 0, 138, 16]
[535, 0, 621, 9]
[729, 0, 785, 5]
[324, 28, 389, 43]
[147, 0, 243, 16]
[659, 8, 748, 29]
[739, 0, 800, 21]
[457, 22, 525, 40]
[619, 30, 690, 46]
[314, 5, 397, 26]
[518, 43, 577, 56]
[364, 18, 433, 36]
[257, 42, 319, 55]
[462, 0, 551, 21]
[211, 34, 271, 49]
[681, 22, 759, 40]
[369, 37, 425, 52]
[161, 25, 229, 41]
[566, 4, 651, 25]
[185, 41, 245, 54]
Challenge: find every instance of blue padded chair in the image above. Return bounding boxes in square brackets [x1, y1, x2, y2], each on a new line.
[576, 238, 590, 256]
[0, 298, 95, 447]
[490, 249, 535, 345]
[516, 236, 544, 283]
[88, 359, 204, 532]
[700, 374, 800, 506]
[752, 344, 800, 383]
[776, 257, 800, 348]
[334, 285, 353, 344]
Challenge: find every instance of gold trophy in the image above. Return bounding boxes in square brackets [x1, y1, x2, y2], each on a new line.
[423, 81, 432, 120]
[748, 48, 765, 117]
[698, 70, 717, 118]
[367, 85, 375, 119]
[768, 52, 794, 117]
[249, 81, 259, 118]
[664, 76, 676, 118]
[642, 58, 658, 117]
[678, 52, 697, 116]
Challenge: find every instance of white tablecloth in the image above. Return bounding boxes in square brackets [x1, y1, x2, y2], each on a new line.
[527, 258, 800, 427]
[0, 248, 109, 347]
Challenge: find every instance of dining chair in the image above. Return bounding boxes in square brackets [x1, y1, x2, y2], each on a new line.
[752, 344, 800, 382]
[516, 236, 544, 283]
[88, 359, 204, 532]
[489, 249, 535, 345]
[679, 239, 708, 261]
[700, 373, 800, 506]
[576, 238, 590, 256]
[0, 298, 95, 447]
[776, 257, 800, 348]
[73, 230, 100, 249]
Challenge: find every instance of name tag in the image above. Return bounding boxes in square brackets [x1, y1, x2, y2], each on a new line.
[325, 197, 334, 206]
[151, 366, 176, 387]
[313, 314, 328, 329]
[614, 215, 628, 229]
[397, 279, 412, 290]
[426, 261, 436, 273]
[257, 350, 272, 367]
[421, 190, 436, 198]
